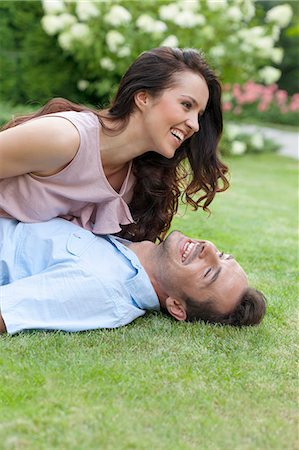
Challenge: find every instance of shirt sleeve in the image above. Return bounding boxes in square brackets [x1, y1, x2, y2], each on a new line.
[0, 264, 126, 334]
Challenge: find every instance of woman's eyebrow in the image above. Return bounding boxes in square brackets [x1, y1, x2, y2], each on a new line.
[181, 94, 198, 104]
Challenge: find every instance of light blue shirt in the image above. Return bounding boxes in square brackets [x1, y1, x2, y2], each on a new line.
[0, 218, 160, 334]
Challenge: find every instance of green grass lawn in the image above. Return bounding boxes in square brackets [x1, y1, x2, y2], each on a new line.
[0, 153, 298, 450]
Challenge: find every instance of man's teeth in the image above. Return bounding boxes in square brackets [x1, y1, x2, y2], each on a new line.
[171, 129, 184, 141]
[182, 241, 195, 262]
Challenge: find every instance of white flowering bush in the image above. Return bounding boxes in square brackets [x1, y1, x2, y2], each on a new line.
[40, 0, 293, 100]
[220, 123, 280, 156]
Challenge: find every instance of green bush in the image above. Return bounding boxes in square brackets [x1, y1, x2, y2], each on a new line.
[0, 101, 37, 127]
[1, 0, 294, 107]
[0, 1, 85, 104]
[259, 0, 299, 95]
[38, 0, 293, 104]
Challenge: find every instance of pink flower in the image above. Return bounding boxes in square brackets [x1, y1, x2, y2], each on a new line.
[258, 102, 269, 112]
[225, 81, 298, 116]
[223, 83, 231, 91]
[267, 83, 278, 94]
[276, 90, 288, 105]
[233, 106, 242, 115]
[289, 101, 299, 112]
[289, 94, 299, 111]
[233, 84, 241, 98]
[279, 106, 289, 113]
[223, 102, 232, 111]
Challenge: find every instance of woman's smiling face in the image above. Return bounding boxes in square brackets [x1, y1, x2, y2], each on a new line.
[138, 71, 209, 159]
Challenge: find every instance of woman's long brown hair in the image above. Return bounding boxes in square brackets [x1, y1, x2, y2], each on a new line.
[2, 47, 229, 242]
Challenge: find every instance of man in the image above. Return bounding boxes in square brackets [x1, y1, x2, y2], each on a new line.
[0, 218, 266, 334]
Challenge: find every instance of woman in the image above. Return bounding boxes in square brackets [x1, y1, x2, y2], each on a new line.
[0, 47, 229, 242]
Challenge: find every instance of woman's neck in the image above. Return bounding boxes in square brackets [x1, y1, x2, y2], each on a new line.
[99, 113, 150, 172]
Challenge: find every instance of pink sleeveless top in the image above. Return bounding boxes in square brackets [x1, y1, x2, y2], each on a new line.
[0, 111, 135, 234]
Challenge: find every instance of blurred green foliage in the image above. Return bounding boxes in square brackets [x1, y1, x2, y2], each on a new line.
[259, 0, 299, 95]
[0, 1, 85, 104]
[0, 0, 297, 108]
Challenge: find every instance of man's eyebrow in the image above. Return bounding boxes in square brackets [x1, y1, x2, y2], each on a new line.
[207, 267, 222, 286]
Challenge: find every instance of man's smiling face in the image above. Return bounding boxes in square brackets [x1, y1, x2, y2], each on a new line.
[155, 231, 248, 315]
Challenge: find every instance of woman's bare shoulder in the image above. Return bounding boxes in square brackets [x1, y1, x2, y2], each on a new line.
[0, 115, 80, 178]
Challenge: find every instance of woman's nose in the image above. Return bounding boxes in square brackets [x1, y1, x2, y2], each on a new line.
[186, 115, 200, 132]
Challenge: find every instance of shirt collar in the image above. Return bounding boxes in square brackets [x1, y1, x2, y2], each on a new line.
[107, 236, 160, 311]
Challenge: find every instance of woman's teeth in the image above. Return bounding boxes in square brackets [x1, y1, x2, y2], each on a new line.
[171, 129, 184, 142]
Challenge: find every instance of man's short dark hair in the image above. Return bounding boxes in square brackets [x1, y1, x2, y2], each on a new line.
[185, 287, 266, 326]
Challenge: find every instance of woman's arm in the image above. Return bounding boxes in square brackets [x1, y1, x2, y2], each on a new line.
[0, 116, 80, 179]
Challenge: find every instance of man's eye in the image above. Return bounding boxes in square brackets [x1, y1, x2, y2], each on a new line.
[204, 268, 212, 278]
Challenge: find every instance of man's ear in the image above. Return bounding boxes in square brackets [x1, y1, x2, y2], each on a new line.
[134, 91, 150, 111]
[165, 297, 187, 321]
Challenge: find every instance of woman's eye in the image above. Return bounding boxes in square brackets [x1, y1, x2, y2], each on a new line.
[182, 102, 192, 109]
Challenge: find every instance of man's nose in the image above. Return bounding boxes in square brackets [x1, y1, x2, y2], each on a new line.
[201, 241, 219, 263]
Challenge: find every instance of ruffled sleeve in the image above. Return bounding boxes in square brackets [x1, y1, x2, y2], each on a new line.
[92, 197, 134, 234]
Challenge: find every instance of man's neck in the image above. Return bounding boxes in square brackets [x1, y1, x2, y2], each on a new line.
[126, 241, 167, 308]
